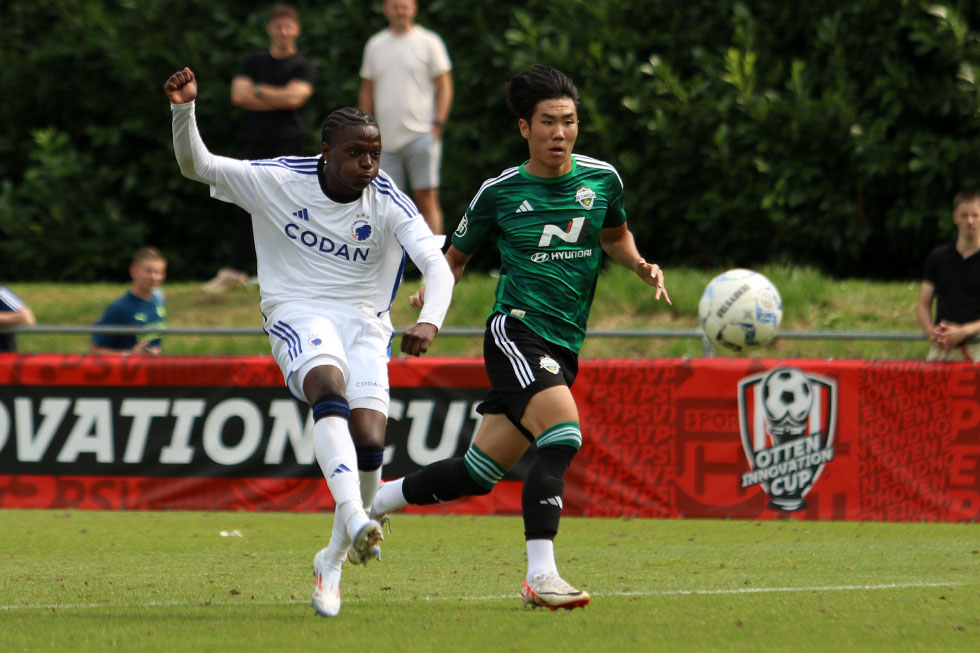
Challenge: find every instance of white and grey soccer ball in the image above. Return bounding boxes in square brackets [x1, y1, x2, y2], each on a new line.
[698, 269, 782, 352]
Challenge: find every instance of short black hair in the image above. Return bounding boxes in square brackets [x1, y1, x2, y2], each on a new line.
[504, 64, 580, 122]
[320, 107, 377, 145]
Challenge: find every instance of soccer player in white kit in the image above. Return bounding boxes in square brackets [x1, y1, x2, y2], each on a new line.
[165, 67, 454, 618]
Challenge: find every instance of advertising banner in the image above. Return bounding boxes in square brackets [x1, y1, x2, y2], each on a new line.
[0, 355, 977, 521]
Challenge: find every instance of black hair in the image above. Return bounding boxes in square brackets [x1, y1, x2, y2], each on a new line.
[504, 64, 580, 122]
[320, 107, 377, 145]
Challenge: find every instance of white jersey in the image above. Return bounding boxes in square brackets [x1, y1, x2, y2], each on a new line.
[210, 156, 420, 319]
[171, 100, 452, 332]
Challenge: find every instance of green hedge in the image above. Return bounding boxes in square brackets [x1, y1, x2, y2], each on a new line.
[3, 0, 980, 281]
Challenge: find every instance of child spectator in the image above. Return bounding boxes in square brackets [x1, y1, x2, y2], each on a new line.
[91, 247, 167, 355]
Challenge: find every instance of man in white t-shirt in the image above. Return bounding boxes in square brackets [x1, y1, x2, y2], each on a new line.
[358, 0, 453, 235]
[165, 66, 454, 618]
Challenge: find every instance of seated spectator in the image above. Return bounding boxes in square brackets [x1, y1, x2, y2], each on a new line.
[916, 189, 980, 362]
[0, 286, 36, 352]
[91, 247, 167, 355]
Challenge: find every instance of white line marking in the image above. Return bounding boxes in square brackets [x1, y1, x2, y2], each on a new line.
[0, 581, 963, 611]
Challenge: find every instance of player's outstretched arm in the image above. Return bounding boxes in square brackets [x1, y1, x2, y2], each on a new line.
[164, 67, 198, 104]
[600, 223, 671, 305]
[399, 231, 458, 357]
[168, 67, 218, 186]
[409, 246, 469, 309]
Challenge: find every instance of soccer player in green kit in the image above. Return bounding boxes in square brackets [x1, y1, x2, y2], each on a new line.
[370, 64, 671, 609]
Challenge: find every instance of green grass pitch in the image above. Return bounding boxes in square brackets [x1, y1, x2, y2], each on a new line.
[1, 510, 978, 651]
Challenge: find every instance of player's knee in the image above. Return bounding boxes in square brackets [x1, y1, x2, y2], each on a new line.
[535, 422, 582, 454]
[356, 446, 384, 472]
[312, 394, 350, 422]
[455, 458, 493, 496]
[528, 423, 581, 484]
[462, 445, 509, 495]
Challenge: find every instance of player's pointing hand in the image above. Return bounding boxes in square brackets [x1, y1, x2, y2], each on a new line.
[636, 259, 672, 305]
[164, 67, 198, 105]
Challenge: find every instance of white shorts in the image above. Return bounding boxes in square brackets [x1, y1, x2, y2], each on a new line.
[264, 303, 394, 415]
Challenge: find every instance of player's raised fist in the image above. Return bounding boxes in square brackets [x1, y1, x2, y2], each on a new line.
[164, 67, 197, 104]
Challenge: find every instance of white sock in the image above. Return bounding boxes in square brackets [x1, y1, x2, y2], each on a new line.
[371, 478, 409, 516]
[526, 539, 558, 580]
[322, 515, 351, 574]
[359, 468, 382, 514]
[313, 416, 367, 538]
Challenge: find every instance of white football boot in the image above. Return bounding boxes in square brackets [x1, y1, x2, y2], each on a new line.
[345, 519, 383, 566]
[311, 548, 341, 617]
[520, 572, 591, 610]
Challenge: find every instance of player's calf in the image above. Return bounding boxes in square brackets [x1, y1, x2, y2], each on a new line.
[402, 444, 508, 505]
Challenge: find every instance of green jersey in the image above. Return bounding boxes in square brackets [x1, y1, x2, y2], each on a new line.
[452, 154, 627, 353]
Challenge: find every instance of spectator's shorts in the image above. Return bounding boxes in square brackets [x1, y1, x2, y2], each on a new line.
[927, 342, 980, 363]
[264, 302, 393, 414]
[380, 131, 442, 192]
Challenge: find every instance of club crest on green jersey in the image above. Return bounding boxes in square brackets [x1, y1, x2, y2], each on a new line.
[575, 185, 596, 210]
[539, 355, 561, 375]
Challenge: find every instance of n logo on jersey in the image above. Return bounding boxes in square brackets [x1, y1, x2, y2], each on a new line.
[538, 217, 586, 247]
[292, 208, 310, 221]
[575, 185, 596, 210]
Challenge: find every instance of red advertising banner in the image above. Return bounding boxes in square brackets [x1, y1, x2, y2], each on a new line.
[0, 354, 978, 521]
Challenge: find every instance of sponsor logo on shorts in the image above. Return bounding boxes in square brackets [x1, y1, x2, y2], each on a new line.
[308, 334, 323, 347]
[539, 356, 561, 375]
[575, 185, 596, 210]
[355, 381, 386, 388]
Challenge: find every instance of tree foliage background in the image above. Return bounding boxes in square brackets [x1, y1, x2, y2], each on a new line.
[3, 0, 980, 281]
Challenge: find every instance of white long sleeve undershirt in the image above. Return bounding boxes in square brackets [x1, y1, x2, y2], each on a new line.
[171, 101, 218, 185]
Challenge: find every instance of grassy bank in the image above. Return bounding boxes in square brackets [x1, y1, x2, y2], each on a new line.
[4, 265, 930, 360]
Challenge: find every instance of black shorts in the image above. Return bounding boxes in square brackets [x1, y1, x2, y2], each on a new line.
[477, 313, 578, 441]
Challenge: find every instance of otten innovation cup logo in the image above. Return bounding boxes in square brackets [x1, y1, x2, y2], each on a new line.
[737, 367, 837, 511]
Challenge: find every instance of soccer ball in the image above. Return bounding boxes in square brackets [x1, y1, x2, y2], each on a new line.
[698, 269, 782, 352]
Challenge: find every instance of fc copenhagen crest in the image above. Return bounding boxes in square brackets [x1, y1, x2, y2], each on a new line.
[737, 367, 837, 511]
[350, 213, 372, 242]
[574, 185, 596, 210]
